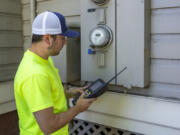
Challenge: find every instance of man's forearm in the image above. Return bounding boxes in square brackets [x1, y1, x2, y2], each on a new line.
[51, 106, 80, 132]
[34, 106, 80, 135]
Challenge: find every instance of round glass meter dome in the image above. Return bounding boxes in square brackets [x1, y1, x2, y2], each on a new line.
[89, 25, 113, 49]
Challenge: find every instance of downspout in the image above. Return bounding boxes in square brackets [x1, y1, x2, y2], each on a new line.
[30, 0, 36, 26]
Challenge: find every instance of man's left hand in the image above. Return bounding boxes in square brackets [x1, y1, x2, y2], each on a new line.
[65, 86, 88, 98]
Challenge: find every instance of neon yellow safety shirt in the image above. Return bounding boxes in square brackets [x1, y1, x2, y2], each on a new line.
[14, 50, 68, 135]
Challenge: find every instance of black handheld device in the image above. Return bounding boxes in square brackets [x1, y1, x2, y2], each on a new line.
[72, 67, 127, 105]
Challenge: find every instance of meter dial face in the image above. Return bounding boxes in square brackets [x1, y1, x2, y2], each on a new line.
[90, 27, 109, 46]
[91, 0, 109, 6]
[89, 25, 113, 48]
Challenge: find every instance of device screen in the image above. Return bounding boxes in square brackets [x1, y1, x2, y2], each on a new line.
[90, 81, 103, 91]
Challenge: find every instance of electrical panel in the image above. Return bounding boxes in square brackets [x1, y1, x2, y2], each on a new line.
[81, 0, 150, 88]
[116, 0, 150, 88]
[81, 0, 116, 84]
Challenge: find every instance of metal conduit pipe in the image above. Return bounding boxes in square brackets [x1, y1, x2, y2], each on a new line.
[30, 0, 36, 25]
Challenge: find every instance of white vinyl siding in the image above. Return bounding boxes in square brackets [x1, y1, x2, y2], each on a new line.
[21, 1, 31, 50]
[0, 0, 23, 79]
[151, 0, 180, 95]
[37, 0, 80, 16]
[0, 0, 22, 114]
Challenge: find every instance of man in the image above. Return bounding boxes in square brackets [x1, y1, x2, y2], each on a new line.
[14, 11, 96, 135]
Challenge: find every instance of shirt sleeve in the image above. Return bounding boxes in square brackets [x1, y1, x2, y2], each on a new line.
[22, 74, 53, 112]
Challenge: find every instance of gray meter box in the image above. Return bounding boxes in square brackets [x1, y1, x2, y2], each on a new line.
[81, 0, 116, 84]
[81, 0, 150, 88]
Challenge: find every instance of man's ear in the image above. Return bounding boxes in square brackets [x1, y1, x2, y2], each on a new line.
[43, 35, 52, 46]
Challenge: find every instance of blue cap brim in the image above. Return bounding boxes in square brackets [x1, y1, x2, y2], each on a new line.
[60, 29, 79, 38]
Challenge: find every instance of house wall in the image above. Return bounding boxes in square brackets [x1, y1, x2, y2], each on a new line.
[20, 0, 180, 134]
[0, 0, 22, 114]
[150, 0, 180, 98]
[21, 0, 180, 99]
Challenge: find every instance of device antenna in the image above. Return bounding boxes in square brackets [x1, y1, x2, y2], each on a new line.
[106, 67, 127, 84]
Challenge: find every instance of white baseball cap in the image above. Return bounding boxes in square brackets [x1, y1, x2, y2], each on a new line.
[32, 11, 79, 38]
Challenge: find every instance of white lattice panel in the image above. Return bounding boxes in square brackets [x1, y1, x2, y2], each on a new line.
[69, 119, 143, 135]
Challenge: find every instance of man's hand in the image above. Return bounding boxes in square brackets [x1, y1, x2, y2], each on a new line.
[75, 92, 96, 113]
[65, 86, 88, 99]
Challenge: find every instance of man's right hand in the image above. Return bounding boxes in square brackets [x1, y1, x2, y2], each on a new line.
[75, 93, 96, 113]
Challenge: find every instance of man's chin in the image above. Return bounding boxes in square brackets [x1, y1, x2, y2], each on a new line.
[51, 52, 60, 56]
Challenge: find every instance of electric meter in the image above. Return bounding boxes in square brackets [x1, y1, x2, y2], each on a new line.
[91, 0, 109, 6]
[89, 25, 113, 49]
